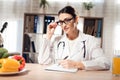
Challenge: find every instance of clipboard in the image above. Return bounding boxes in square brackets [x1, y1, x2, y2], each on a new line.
[45, 64, 78, 73]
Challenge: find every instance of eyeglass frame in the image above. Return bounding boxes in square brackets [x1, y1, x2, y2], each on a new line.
[56, 17, 74, 26]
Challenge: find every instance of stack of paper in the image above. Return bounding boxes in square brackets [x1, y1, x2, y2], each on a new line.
[45, 64, 78, 73]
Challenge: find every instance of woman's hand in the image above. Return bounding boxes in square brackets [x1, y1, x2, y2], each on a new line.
[46, 22, 57, 40]
[59, 60, 85, 70]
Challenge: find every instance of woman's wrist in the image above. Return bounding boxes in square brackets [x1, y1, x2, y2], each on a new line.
[46, 34, 52, 40]
[46, 30, 54, 40]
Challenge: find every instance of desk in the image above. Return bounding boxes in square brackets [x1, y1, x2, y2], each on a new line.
[0, 63, 120, 80]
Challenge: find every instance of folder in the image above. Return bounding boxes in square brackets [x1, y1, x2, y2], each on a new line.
[45, 64, 78, 73]
[31, 41, 36, 52]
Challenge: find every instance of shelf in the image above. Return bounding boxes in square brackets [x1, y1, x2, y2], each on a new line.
[82, 17, 103, 38]
[22, 13, 60, 63]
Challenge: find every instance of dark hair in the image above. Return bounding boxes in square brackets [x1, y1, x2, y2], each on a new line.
[58, 6, 76, 19]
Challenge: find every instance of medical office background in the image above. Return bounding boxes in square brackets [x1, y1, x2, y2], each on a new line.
[0, 0, 120, 63]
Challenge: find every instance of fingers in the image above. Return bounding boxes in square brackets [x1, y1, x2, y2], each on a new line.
[60, 60, 85, 70]
[46, 22, 58, 39]
[47, 22, 57, 31]
[59, 60, 75, 69]
[59, 60, 69, 68]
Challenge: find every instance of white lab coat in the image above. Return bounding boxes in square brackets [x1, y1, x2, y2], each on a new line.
[38, 31, 110, 70]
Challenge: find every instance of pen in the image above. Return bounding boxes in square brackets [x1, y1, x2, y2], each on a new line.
[57, 56, 68, 66]
[63, 56, 68, 60]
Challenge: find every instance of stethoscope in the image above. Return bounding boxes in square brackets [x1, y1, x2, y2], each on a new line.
[57, 40, 86, 59]
[57, 41, 65, 49]
[57, 41, 65, 59]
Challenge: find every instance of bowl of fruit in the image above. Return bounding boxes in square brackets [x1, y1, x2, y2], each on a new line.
[0, 48, 26, 75]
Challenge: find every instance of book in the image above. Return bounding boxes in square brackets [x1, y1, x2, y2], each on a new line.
[45, 64, 78, 73]
[23, 34, 31, 52]
[84, 19, 95, 36]
[23, 53, 29, 63]
[36, 16, 41, 33]
[34, 15, 38, 33]
[31, 41, 36, 52]
[28, 16, 34, 33]
[96, 19, 102, 37]
[43, 16, 55, 34]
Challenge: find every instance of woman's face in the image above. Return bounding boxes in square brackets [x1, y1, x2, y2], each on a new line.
[58, 13, 76, 34]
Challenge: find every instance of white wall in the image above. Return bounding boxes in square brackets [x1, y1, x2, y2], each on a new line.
[0, 0, 31, 53]
[103, 0, 120, 62]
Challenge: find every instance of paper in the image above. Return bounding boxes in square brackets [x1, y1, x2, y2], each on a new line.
[45, 64, 78, 73]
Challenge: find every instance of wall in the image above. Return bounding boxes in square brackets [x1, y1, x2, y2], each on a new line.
[103, 0, 120, 64]
[31, 0, 104, 17]
[102, 0, 114, 61]
[0, 0, 36, 54]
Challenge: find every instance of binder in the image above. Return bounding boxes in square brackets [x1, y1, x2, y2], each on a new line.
[43, 16, 55, 34]
[23, 34, 30, 52]
[96, 19, 102, 37]
[34, 15, 38, 33]
[31, 41, 36, 53]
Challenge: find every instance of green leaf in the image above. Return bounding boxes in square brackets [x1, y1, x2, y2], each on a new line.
[0, 48, 8, 58]
[39, 0, 49, 9]
[83, 2, 94, 10]
[0, 48, 8, 54]
[0, 53, 4, 58]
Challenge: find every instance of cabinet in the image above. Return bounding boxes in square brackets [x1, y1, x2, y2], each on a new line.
[22, 13, 62, 63]
[79, 16, 103, 46]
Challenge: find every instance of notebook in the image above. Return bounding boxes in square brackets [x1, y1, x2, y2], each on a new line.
[45, 64, 78, 73]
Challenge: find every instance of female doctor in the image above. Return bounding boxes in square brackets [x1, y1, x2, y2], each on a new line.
[38, 6, 110, 70]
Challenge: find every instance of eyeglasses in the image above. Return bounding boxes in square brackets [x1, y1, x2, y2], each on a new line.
[56, 17, 73, 26]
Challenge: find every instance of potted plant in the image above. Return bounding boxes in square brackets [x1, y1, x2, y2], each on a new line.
[83, 2, 94, 10]
[39, 0, 49, 13]
[83, 2, 94, 16]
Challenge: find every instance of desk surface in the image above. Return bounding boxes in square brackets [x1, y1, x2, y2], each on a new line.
[0, 63, 120, 80]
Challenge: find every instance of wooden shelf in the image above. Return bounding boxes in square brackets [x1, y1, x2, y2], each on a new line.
[22, 13, 59, 63]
